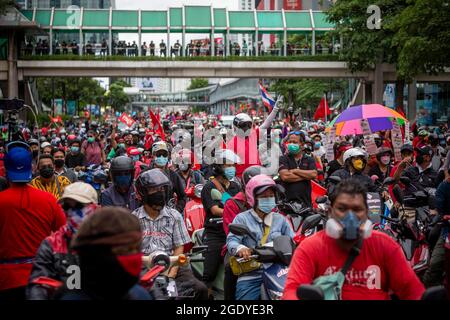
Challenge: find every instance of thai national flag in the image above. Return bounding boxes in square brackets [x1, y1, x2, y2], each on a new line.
[259, 82, 276, 112]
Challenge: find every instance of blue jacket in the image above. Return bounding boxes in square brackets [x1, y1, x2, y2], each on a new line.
[227, 209, 294, 257]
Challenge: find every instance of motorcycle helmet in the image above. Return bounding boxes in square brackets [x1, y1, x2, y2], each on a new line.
[233, 113, 253, 132]
[135, 168, 171, 201]
[242, 165, 264, 187]
[343, 147, 368, 163]
[110, 156, 135, 182]
[212, 149, 240, 177]
[376, 146, 393, 160]
[245, 174, 282, 208]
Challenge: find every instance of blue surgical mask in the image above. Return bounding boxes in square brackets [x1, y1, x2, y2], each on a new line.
[155, 156, 168, 167]
[223, 167, 236, 180]
[257, 197, 276, 214]
[114, 175, 132, 188]
[131, 155, 140, 162]
[314, 142, 321, 148]
[70, 146, 79, 153]
[118, 143, 125, 149]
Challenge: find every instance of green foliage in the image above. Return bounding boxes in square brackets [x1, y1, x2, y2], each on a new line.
[36, 77, 105, 113]
[105, 80, 131, 113]
[0, 0, 15, 15]
[187, 78, 209, 90]
[271, 79, 349, 112]
[386, 0, 450, 81]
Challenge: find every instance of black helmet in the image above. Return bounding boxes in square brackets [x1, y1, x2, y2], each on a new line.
[376, 147, 393, 160]
[110, 156, 134, 177]
[135, 168, 171, 199]
[39, 136, 47, 143]
[242, 165, 264, 186]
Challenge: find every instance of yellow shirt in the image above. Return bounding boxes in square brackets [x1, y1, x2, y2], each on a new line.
[30, 175, 71, 200]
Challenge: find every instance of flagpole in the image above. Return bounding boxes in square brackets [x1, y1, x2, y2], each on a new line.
[324, 93, 327, 124]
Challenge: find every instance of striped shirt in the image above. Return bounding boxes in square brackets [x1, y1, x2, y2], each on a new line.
[131, 206, 191, 256]
[30, 175, 71, 200]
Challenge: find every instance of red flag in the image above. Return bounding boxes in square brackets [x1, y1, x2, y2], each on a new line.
[150, 110, 165, 141]
[395, 105, 406, 119]
[313, 95, 330, 121]
[118, 112, 136, 128]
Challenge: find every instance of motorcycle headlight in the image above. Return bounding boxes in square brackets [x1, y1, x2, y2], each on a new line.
[267, 289, 283, 300]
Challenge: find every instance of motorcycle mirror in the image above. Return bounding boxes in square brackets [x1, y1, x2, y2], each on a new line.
[399, 176, 411, 185]
[229, 223, 258, 243]
[382, 177, 395, 185]
[210, 189, 223, 201]
[301, 214, 323, 234]
[328, 176, 342, 185]
[393, 185, 404, 205]
[315, 196, 328, 204]
[421, 286, 448, 300]
[297, 284, 324, 300]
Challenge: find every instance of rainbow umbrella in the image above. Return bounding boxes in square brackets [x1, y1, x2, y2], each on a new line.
[328, 104, 406, 136]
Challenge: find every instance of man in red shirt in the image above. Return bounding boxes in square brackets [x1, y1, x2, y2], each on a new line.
[0, 142, 66, 300]
[283, 179, 425, 300]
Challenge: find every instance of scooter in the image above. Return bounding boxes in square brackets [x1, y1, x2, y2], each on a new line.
[228, 223, 295, 300]
[183, 184, 206, 253]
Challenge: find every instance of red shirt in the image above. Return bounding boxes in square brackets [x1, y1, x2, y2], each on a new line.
[0, 185, 66, 290]
[226, 129, 261, 177]
[283, 230, 424, 300]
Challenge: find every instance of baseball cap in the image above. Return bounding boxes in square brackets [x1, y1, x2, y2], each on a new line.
[416, 145, 433, 156]
[4, 144, 33, 182]
[127, 147, 140, 156]
[41, 142, 51, 149]
[60, 182, 98, 204]
[152, 141, 168, 154]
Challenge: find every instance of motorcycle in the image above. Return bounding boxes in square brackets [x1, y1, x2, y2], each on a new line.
[141, 249, 206, 299]
[183, 184, 206, 253]
[293, 196, 329, 245]
[78, 164, 109, 201]
[228, 223, 295, 300]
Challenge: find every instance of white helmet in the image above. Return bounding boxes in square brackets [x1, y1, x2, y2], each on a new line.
[343, 147, 368, 163]
[233, 113, 252, 130]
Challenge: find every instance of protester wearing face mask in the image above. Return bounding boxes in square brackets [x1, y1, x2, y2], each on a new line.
[311, 134, 326, 159]
[101, 156, 138, 210]
[30, 155, 72, 200]
[28, 139, 40, 174]
[132, 169, 208, 300]
[279, 132, 318, 209]
[175, 149, 205, 192]
[65, 139, 86, 171]
[330, 147, 377, 194]
[151, 141, 186, 213]
[27, 182, 98, 300]
[81, 130, 105, 166]
[326, 141, 352, 178]
[226, 96, 282, 178]
[227, 174, 294, 300]
[56, 207, 151, 300]
[201, 149, 241, 298]
[51, 148, 77, 183]
[283, 180, 425, 300]
[368, 147, 393, 184]
[126, 147, 144, 179]
[401, 145, 439, 199]
[0, 142, 65, 300]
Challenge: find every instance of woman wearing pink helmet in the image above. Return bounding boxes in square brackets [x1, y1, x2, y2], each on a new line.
[226, 174, 294, 300]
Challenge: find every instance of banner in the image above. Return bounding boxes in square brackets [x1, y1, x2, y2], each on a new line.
[67, 100, 76, 115]
[118, 112, 136, 128]
[404, 120, 410, 142]
[391, 119, 403, 162]
[325, 126, 336, 162]
[361, 119, 378, 155]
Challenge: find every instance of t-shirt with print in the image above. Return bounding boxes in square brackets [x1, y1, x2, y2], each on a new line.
[282, 230, 425, 300]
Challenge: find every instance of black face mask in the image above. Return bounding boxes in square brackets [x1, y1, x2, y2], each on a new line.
[40, 167, 55, 179]
[144, 192, 166, 207]
[32, 150, 39, 158]
[54, 159, 65, 168]
[78, 247, 139, 300]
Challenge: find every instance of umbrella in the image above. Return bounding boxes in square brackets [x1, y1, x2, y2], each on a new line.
[327, 104, 406, 136]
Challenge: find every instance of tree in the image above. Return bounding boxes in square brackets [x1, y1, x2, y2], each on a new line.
[0, 0, 15, 16]
[105, 80, 131, 113]
[187, 78, 209, 90]
[387, 0, 450, 81]
[36, 77, 105, 114]
[271, 79, 349, 116]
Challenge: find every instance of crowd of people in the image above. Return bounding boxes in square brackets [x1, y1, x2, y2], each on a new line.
[0, 101, 449, 301]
